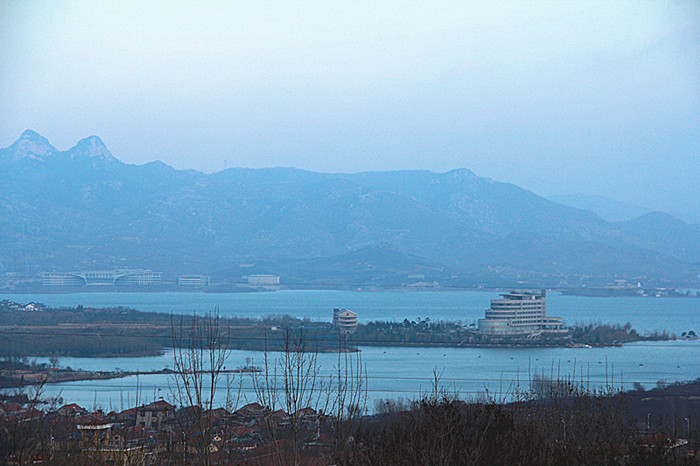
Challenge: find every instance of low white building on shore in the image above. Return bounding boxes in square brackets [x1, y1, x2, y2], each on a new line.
[243, 274, 280, 286]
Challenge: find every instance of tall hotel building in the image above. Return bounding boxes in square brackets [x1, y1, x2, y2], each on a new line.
[478, 290, 567, 337]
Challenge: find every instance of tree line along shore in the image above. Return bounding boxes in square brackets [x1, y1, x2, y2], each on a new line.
[0, 301, 684, 361]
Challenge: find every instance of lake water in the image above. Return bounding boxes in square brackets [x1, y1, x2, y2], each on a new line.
[2, 290, 699, 411]
[3, 289, 699, 334]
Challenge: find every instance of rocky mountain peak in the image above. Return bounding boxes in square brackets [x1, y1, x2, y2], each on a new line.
[0, 129, 57, 161]
[20, 129, 49, 143]
[68, 135, 116, 161]
[446, 168, 477, 180]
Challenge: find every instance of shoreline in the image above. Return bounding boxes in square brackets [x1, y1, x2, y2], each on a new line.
[4, 340, 697, 389]
[8, 337, 695, 362]
[0, 367, 263, 389]
[0, 300, 687, 359]
[2, 286, 699, 297]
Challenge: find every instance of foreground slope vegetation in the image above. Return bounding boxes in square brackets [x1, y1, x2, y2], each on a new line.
[1, 371, 698, 464]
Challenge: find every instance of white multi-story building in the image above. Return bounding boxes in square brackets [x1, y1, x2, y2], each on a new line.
[333, 308, 358, 333]
[478, 290, 567, 337]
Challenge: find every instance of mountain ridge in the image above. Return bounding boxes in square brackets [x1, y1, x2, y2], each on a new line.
[1, 131, 697, 286]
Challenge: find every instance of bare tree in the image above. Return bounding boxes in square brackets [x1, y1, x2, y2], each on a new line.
[325, 333, 367, 463]
[0, 378, 62, 465]
[252, 327, 327, 466]
[170, 310, 240, 466]
[48, 356, 60, 369]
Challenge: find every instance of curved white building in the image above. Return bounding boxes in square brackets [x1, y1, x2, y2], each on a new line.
[478, 290, 567, 337]
[41, 269, 162, 286]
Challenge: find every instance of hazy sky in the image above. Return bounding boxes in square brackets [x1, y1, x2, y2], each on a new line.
[1, 1, 698, 217]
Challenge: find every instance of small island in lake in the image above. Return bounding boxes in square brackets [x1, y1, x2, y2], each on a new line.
[0, 294, 680, 366]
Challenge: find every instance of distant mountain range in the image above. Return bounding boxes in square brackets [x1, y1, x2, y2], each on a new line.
[1, 130, 698, 287]
[547, 194, 700, 225]
[546, 194, 652, 223]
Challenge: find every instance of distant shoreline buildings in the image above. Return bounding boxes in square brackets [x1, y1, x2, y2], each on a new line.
[243, 274, 280, 286]
[177, 274, 210, 287]
[41, 269, 162, 287]
[478, 290, 567, 338]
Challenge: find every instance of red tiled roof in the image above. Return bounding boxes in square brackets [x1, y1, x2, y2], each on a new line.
[2, 403, 23, 413]
[295, 407, 317, 416]
[60, 403, 83, 410]
[235, 402, 263, 415]
[270, 409, 289, 423]
[233, 425, 252, 435]
[206, 407, 229, 418]
[143, 400, 173, 410]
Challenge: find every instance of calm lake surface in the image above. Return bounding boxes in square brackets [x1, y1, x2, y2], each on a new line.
[2, 290, 699, 410]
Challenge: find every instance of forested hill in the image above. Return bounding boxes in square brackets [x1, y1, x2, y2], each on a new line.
[1, 130, 698, 286]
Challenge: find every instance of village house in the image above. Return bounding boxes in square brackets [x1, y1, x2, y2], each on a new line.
[135, 400, 174, 431]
